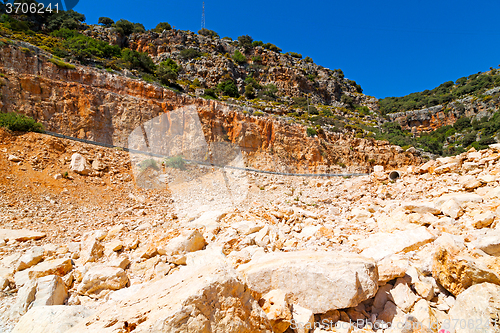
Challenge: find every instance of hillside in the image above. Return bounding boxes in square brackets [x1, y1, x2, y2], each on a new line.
[376, 72, 500, 157]
[0, 11, 422, 173]
[0, 6, 382, 141]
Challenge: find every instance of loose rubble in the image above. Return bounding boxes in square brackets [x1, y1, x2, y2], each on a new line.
[1, 130, 500, 332]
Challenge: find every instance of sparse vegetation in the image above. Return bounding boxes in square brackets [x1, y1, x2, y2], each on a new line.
[179, 48, 202, 60]
[163, 155, 186, 170]
[48, 57, 76, 69]
[153, 22, 172, 33]
[138, 159, 159, 172]
[232, 50, 246, 64]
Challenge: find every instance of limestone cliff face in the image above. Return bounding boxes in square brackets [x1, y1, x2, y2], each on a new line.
[0, 44, 421, 172]
[387, 88, 500, 132]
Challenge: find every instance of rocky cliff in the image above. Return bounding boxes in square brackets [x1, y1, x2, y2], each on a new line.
[85, 26, 377, 109]
[0, 42, 421, 172]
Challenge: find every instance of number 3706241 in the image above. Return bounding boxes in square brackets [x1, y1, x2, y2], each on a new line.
[5, 2, 59, 14]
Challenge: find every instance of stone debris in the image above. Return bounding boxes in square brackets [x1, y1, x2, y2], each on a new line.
[2, 130, 500, 331]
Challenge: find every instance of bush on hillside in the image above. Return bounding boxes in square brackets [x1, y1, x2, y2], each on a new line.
[232, 50, 246, 64]
[237, 35, 253, 49]
[122, 48, 156, 73]
[155, 58, 180, 84]
[153, 22, 172, 33]
[217, 80, 239, 98]
[0, 112, 44, 133]
[133, 23, 146, 34]
[52, 29, 121, 60]
[198, 28, 218, 38]
[179, 48, 201, 60]
[164, 155, 186, 170]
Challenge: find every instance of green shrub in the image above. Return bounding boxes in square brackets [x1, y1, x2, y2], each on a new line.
[454, 116, 471, 131]
[122, 48, 156, 73]
[251, 55, 262, 63]
[260, 84, 277, 99]
[138, 158, 159, 172]
[201, 88, 217, 100]
[98, 17, 114, 27]
[0, 112, 44, 133]
[48, 57, 76, 69]
[153, 22, 172, 33]
[198, 28, 219, 38]
[461, 132, 477, 147]
[245, 85, 255, 99]
[217, 80, 239, 98]
[263, 43, 281, 53]
[306, 127, 317, 137]
[304, 56, 313, 63]
[179, 48, 201, 60]
[46, 10, 86, 31]
[252, 40, 264, 47]
[163, 155, 186, 170]
[155, 58, 179, 84]
[232, 50, 246, 64]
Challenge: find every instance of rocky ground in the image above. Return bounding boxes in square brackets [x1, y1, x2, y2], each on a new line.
[0, 128, 500, 332]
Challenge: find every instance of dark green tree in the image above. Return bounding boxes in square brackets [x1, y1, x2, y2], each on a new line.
[133, 23, 146, 34]
[232, 50, 246, 64]
[115, 19, 135, 35]
[238, 35, 253, 49]
[98, 17, 114, 27]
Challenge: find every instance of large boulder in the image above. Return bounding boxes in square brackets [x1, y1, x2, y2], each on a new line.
[32, 275, 68, 307]
[157, 229, 206, 256]
[471, 230, 500, 256]
[12, 306, 93, 333]
[77, 266, 129, 295]
[358, 227, 436, 261]
[67, 263, 272, 332]
[432, 247, 500, 296]
[70, 153, 92, 175]
[448, 283, 500, 333]
[237, 251, 378, 313]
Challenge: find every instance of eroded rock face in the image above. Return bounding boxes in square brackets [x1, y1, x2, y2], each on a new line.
[67, 263, 272, 332]
[0, 45, 422, 173]
[237, 251, 378, 313]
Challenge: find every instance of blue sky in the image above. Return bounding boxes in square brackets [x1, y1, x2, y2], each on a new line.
[68, 0, 500, 99]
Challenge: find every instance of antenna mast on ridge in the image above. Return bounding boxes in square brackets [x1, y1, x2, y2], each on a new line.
[201, 2, 206, 30]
